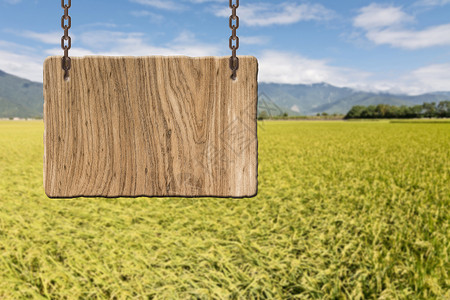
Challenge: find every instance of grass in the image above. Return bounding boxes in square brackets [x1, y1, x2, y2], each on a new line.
[390, 119, 450, 124]
[0, 120, 449, 299]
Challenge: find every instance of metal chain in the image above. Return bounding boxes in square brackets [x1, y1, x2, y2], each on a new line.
[61, 0, 71, 80]
[58, 1, 238, 80]
[229, 0, 239, 80]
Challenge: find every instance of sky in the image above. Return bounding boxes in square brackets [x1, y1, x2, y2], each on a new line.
[0, 0, 450, 95]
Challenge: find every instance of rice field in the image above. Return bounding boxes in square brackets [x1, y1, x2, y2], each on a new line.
[0, 120, 449, 299]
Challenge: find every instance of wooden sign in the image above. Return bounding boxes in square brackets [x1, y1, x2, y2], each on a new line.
[43, 56, 258, 198]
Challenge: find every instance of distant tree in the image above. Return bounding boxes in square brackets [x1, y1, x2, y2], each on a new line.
[437, 101, 450, 118]
[282, 112, 288, 118]
[344, 101, 450, 119]
[396, 105, 406, 118]
[387, 105, 400, 118]
[407, 105, 423, 118]
[316, 113, 321, 117]
[321, 112, 329, 117]
[360, 105, 376, 118]
[422, 102, 437, 118]
[345, 106, 366, 119]
[375, 104, 389, 118]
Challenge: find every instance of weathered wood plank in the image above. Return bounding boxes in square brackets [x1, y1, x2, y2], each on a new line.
[43, 56, 258, 198]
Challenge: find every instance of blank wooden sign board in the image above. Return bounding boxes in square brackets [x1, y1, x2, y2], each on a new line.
[43, 56, 258, 198]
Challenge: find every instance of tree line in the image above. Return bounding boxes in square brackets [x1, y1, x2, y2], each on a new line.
[345, 101, 450, 119]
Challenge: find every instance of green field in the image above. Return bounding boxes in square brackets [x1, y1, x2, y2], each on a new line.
[0, 120, 449, 299]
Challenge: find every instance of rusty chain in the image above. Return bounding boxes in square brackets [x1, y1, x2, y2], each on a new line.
[61, 0, 71, 80]
[229, 0, 239, 80]
[58, 1, 241, 80]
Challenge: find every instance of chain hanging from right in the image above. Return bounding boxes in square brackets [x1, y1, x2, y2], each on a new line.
[229, 0, 239, 80]
[61, 0, 72, 80]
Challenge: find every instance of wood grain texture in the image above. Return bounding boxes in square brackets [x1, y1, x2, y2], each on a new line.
[43, 56, 258, 198]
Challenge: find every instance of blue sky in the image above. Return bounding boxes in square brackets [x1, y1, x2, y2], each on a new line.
[1, 0, 450, 95]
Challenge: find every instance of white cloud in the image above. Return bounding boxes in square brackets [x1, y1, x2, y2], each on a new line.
[130, 10, 164, 22]
[3, 0, 22, 4]
[414, 0, 450, 6]
[214, 2, 335, 26]
[1, 29, 449, 96]
[354, 64, 450, 95]
[0, 41, 44, 82]
[258, 50, 450, 95]
[130, 0, 226, 11]
[0, 29, 222, 83]
[79, 22, 119, 29]
[405, 63, 450, 93]
[188, 0, 226, 3]
[6, 30, 63, 45]
[366, 24, 450, 49]
[354, 3, 450, 49]
[258, 50, 371, 87]
[172, 30, 196, 44]
[60, 30, 221, 57]
[76, 31, 146, 52]
[129, 0, 185, 11]
[353, 4, 413, 30]
[240, 36, 269, 45]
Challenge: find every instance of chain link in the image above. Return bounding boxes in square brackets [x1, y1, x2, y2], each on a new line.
[61, 0, 71, 80]
[229, 0, 239, 80]
[58, 1, 239, 80]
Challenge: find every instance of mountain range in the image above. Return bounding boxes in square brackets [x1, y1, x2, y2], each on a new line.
[0, 69, 449, 118]
[0, 70, 44, 118]
[258, 83, 450, 116]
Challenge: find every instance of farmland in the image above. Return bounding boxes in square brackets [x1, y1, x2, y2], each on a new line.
[0, 120, 449, 299]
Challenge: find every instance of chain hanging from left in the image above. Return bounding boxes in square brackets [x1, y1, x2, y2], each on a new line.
[61, 0, 72, 80]
[229, 0, 239, 80]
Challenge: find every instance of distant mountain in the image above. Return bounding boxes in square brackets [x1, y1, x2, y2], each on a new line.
[259, 82, 354, 115]
[0, 70, 43, 118]
[431, 91, 450, 97]
[259, 82, 450, 115]
[1, 69, 449, 118]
